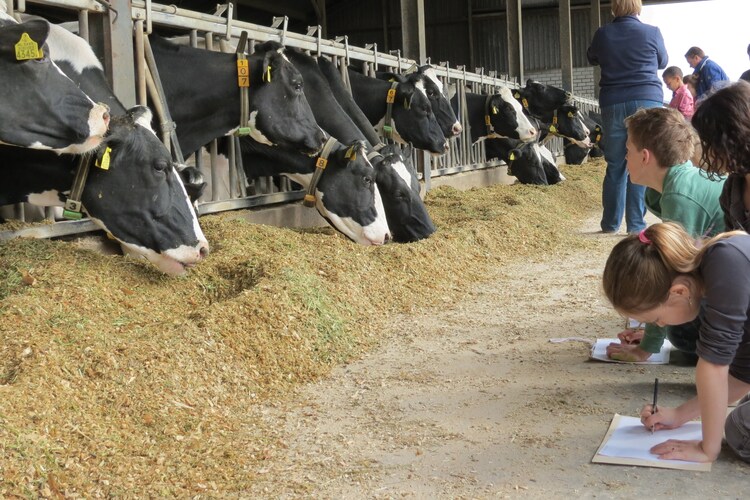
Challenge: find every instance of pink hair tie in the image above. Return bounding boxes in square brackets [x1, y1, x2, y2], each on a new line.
[638, 229, 651, 245]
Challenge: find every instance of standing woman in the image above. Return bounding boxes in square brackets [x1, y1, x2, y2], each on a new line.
[587, 0, 668, 234]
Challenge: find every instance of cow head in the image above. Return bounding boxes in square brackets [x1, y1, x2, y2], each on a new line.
[82, 106, 209, 275]
[371, 143, 435, 243]
[285, 140, 391, 246]
[248, 42, 325, 155]
[548, 105, 591, 146]
[505, 142, 564, 186]
[517, 79, 572, 117]
[0, 18, 109, 154]
[486, 88, 537, 142]
[413, 66, 462, 138]
[387, 78, 448, 155]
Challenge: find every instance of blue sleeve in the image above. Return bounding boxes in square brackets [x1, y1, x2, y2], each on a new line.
[654, 28, 668, 70]
[587, 30, 600, 66]
[697, 241, 750, 366]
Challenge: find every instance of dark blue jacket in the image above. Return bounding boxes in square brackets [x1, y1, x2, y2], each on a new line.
[587, 15, 668, 107]
[693, 56, 729, 97]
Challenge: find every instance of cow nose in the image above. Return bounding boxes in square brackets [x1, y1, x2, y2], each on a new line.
[384, 232, 391, 244]
[102, 110, 111, 128]
[529, 126, 537, 137]
[452, 122, 463, 135]
[198, 242, 210, 259]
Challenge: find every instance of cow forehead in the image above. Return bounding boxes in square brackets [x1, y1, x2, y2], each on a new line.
[422, 67, 444, 95]
[497, 87, 524, 113]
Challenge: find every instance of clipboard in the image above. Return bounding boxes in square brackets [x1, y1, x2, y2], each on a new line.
[592, 414, 711, 471]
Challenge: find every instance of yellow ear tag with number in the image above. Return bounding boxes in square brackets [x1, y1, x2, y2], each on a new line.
[15, 33, 44, 61]
[484, 115, 492, 126]
[492, 106, 498, 115]
[345, 147, 357, 161]
[522, 98, 529, 108]
[263, 66, 271, 82]
[567, 111, 574, 118]
[386, 88, 396, 104]
[509, 152, 516, 161]
[96, 147, 112, 170]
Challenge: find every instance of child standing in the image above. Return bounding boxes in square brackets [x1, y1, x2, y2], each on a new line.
[663, 66, 694, 120]
[606, 107, 726, 362]
[603, 222, 750, 464]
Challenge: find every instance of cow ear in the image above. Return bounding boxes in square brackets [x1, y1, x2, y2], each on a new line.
[0, 19, 50, 57]
[262, 51, 275, 83]
[381, 72, 405, 83]
[127, 105, 154, 130]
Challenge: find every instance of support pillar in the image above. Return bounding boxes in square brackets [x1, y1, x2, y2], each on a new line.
[559, 0, 573, 92]
[506, 0, 523, 84]
[400, 0, 426, 64]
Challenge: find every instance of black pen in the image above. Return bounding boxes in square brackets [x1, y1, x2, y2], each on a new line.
[651, 377, 659, 434]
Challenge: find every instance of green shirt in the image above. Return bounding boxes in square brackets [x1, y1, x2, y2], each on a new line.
[640, 161, 726, 353]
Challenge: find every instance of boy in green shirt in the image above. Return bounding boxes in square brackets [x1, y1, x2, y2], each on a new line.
[606, 106, 726, 362]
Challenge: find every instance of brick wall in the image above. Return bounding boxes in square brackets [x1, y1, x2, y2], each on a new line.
[525, 67, 597, 100]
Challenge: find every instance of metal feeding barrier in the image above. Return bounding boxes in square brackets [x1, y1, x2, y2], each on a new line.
[0, 0, 599, 241]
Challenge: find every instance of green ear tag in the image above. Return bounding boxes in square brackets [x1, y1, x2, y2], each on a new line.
[264, 66, 272, 82]
[549, 125, 557, 133]
[15, 33, 44, 61]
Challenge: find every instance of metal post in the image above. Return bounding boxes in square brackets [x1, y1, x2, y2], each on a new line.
[559, 0, 573, 92]
[400, 0, 426, 64]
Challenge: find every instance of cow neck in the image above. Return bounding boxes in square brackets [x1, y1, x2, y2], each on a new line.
[62, 147, 110, 220]
[303, 136, 339, 207]
[382, 81, 400, 142]
[484, 94, 496, 137]
[465, 92, 494, 142]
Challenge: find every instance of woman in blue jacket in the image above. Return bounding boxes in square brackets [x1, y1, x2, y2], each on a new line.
[587, 0, 667, 234]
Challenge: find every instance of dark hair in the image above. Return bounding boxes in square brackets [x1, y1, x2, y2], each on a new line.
[691, 81, 750, 176]
[685, 46, 705, 59]
[662, 66, 683, 79]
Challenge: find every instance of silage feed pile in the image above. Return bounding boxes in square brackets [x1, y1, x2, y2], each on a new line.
[0, 161, 604, 496]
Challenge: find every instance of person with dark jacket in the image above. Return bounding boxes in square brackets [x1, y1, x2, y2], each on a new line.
[685, 46, 729, 98]
[739, 43, 750, 83]
[587, 0, 668, 234]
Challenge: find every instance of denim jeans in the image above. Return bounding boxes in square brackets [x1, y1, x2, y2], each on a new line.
[600, 100, 663, 233]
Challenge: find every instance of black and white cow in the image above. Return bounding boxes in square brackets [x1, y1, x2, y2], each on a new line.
[347, 68, 448, 154]
[450, 88, 537, 143]
[563, 111, 604, 164]
[251, 42, 435, 243]
[515, 79, 592, 147]
[149, 35, 325, 158]
[1, 21, 209, 275]
[0, 108, 209, 275]
[0, 15, 109, 153]
[486, 138, 564, 186]
[241, 138, 391, 246]
[377, 66, 461, 139]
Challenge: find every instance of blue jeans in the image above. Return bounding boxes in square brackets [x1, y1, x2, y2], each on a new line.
[600, 100, 663, 233]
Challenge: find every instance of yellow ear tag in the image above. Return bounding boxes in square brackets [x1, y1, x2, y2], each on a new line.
[236, 59, 249, 87]
[344, 147, 357, 161]
[509, 152, 516, 161]
[263, 66, 271, 82]
[386, 88, 396, 104]
[596, 134, 602, 142]
[96, 147, 112, 170]
[567, 111, 574, 118]
[549, 124, 557, 133]
[513, 92, 521, 99]
[484, 115, 492, 126]
[492, 106, 498, 115]
[521, 98, 529, 108]
[15, 32, 44, 61]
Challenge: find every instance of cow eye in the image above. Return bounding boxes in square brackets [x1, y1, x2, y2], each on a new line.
[294, 81, 303, 92]
[363, 175, 373, 187]
[154, 159, 170, 172]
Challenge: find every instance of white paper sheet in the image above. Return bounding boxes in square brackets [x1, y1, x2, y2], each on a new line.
[590, 338, 673, 365]
[593, 414, 710, 471]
